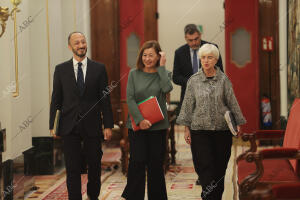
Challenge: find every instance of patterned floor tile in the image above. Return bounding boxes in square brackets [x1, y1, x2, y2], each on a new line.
[26, 125, 243, 200]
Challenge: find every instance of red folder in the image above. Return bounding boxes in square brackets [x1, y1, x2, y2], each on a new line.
[130, 96, 164, 131]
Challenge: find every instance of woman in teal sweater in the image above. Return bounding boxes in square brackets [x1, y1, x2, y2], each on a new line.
[121, 40, 173, 200]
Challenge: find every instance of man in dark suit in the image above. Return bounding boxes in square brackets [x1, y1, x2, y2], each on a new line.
[49, 32, 114, 200]
[172, 24, 223, 186]
[173, 24, 223, 107]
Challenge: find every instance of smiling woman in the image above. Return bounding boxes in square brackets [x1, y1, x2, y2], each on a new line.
[142, 48, 160, 73]
[136, 40, 162, 71]
[122, 40, 173, 200]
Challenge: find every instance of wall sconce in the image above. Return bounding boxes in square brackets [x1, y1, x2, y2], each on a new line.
[0, 0, 21, 38]
[0, 0, 21, 97]
[0, 6, 10, 37]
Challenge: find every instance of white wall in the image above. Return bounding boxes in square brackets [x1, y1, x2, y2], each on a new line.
[29, 0, 49, 139]
[0, 0, 91, 161]
[49, 0, 91, 80]
[0, 1, 32, 161]
[158, 0, 288, 118]
[158, 0, 225, 101]
[0, 8, 13, 161]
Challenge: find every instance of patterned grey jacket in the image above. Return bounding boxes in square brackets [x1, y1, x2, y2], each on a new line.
[176, 67, 246, 130]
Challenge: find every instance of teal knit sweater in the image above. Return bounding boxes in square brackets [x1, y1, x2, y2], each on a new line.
[126, 66, 173, 130]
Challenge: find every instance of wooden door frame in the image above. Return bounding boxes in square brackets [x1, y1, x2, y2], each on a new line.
[258, 0, 281, 129]
[144, 0, 158, 41]
[90, 0, 120, 121]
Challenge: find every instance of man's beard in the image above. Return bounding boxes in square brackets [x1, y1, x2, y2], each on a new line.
[72, 47, 87, 58]
[191, 45, 200, 50]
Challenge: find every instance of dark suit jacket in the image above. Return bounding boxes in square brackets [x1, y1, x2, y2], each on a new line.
[173, 40, 224, 105]
[49, 58, 114, 137]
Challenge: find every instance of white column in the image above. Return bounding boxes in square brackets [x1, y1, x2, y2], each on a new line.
[29, 0, 50, 138]
[279, 0, 288, 117]
[76, 0, 91, 57]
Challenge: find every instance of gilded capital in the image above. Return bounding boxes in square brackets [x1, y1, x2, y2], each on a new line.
[0, 6, 9, 37]
[10, 0, 22, 7]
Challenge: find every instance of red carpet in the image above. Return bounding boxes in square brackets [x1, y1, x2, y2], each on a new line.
[27, 150, 121, 200]
[42, 174, 88, 200]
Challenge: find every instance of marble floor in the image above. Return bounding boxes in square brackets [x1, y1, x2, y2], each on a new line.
[25, 126, 249, 200]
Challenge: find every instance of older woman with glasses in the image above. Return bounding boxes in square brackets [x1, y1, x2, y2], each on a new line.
[176, 43, 246, 200]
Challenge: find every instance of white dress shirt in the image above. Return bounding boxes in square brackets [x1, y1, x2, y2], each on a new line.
[73, 57, 87, 82]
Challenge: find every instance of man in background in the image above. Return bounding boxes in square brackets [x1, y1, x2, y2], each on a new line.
[172, 24, 223, 186]
[49, 32, 114, 200]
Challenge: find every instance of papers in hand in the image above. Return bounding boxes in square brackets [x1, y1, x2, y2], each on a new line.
[53, 110, 61, 135]
[130, 96, 164, 131]
[224, 111, 238, 136]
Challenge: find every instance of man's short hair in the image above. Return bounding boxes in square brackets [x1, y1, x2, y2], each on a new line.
[68, 31, 84, 44]
[184, 24, 200, 35]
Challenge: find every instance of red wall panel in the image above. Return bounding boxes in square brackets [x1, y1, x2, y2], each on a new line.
[119, 0, 144, 100]
[225, 0, 260, 132]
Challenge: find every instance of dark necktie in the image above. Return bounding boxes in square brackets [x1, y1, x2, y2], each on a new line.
[192, 49, 198, 74]
[77, 62, 85, 96]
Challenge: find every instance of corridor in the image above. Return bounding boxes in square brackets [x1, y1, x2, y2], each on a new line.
[25, 126, 241, 200]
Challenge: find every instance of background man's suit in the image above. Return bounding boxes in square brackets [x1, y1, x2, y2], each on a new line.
[173, 40, 224, 106]
[50, 58, 114, 200]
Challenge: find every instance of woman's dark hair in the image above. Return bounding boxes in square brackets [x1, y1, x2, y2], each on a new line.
[136, 40, 162, 70]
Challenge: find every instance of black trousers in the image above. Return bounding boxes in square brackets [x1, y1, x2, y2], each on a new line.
[190, 130, 232, 200]
[63, 123, 103, 200]
[122, 129, 168, 200]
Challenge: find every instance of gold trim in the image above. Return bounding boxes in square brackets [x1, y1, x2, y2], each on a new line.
[46, 0, 51, 104]
[11, 1, 21, 97]
[0, 1, 21, 96]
